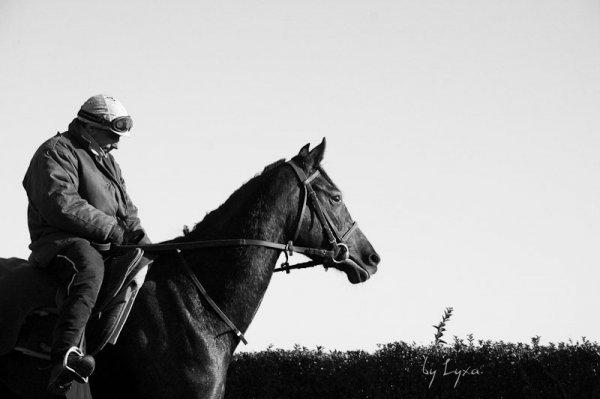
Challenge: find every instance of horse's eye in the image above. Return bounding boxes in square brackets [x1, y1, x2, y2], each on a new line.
[331, 195, 342, 204]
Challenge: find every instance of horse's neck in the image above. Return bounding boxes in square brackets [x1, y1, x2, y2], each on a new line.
[183, 170, 294, 336]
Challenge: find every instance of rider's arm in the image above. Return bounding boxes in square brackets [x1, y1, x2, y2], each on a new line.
[25, 148, 124, 244]
[112, 159, 151, 245]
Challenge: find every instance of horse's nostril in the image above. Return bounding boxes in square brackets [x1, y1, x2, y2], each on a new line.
[369, 253, 381, 266]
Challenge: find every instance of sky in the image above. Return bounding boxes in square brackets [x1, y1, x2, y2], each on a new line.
[1, 1, 599, 353]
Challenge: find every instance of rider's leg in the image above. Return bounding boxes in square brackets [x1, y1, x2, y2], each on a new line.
[48, 240, 104, 361]
[46, 240, 103, 394]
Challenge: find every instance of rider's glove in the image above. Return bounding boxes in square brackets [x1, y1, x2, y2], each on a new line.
[125, 229, 146, 245]
[108, 220, 126, 245]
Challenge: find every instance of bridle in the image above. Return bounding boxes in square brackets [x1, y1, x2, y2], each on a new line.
[115, 159, 359, 344]
[284, 160, 358, 270]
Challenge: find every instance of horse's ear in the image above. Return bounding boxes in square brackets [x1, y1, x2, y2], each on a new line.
[306, 137, 326, 167]
[298, 143, 311, 157]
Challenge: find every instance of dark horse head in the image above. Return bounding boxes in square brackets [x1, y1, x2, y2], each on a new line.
[287, 139, 379, 283]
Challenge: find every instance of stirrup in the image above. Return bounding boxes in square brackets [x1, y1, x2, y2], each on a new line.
[48, 346, 96, 394]
[62, 346, 94, 383]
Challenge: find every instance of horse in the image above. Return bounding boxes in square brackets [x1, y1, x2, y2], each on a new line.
[0, 139, 380, 399]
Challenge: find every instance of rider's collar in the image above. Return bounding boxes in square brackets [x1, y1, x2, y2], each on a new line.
[72, 129, 107, 158]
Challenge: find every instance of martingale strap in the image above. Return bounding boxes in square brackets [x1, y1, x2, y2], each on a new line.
[176, 251, 248, 345]
[115, 240, 334, 345]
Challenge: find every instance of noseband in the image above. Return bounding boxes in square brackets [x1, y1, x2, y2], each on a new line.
[115, 159, 359, 344]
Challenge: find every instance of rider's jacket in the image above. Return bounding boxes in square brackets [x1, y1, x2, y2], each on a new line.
[23, 120, 148, 267]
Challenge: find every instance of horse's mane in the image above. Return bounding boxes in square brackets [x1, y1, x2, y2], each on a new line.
[176, 158, 287, 241]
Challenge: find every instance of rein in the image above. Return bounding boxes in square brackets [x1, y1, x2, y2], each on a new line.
[115, 159, 358, 345]
[116, 239, 334, 262]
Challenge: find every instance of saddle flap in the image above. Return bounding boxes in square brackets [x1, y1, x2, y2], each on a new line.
[94, 248, 144, 311]
[86, 250, 154, 354]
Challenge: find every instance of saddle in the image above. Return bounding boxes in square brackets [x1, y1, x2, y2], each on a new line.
[0, 249, 153, 359]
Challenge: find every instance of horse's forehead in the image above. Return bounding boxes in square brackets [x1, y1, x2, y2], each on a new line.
[316, 167, 338, 188]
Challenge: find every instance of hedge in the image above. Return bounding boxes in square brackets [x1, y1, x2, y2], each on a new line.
[225, 338, 600, 399]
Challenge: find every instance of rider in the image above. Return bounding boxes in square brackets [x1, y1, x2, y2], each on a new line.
[22, 94, 150, 394]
